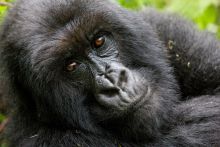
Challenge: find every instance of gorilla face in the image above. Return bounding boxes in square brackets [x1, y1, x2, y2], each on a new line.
[2, 0, 178, 139]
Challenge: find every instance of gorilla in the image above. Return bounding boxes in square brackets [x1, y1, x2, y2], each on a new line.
[0, 0, 220, 146]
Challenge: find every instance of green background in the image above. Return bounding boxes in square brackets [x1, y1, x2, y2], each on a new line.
[117, 0, 220, 38]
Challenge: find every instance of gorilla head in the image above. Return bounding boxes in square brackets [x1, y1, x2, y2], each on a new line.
[1, 0, 178, 142]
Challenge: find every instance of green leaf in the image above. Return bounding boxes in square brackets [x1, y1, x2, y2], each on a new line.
[118, 0, 144, 9]
[195, 5, 217, 30]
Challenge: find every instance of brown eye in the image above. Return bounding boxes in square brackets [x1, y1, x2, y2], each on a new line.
[65, 60, 78, 72]
[94, 36, 105, 48]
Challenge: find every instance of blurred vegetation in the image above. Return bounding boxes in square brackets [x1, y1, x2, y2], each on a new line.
[0, 0, 12, 21]
[0, 0, 219, 146]
[118, 0, 220, 38]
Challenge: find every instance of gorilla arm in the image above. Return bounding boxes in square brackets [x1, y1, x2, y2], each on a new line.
[142, 9, 220, 97]
[158, 95, 220, 147]
[139, 9, 220, 146]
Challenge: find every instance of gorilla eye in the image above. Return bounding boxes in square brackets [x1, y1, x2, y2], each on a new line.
[93, 36, 105, 48]
[65, 60, 78, 72]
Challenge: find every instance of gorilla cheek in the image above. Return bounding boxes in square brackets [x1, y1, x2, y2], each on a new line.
[94, 62, 148, 110]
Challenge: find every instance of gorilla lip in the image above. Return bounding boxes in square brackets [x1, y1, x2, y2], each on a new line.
[99, 88, 119, 96]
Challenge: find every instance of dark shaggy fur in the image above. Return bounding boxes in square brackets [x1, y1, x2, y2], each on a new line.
[0, 0, 220, 146]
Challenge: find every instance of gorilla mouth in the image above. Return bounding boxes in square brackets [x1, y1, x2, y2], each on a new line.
[95, 85, 149, 112]
[96, 89, 136, 110]
[99, 88, 119, 97]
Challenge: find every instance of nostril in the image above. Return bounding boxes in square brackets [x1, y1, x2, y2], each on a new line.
[105, 65, 114, 74]
[105, 64, 110, 70]
[106, 69, 114, 74]
[119, 70, 128, 83]
[98, 72, 105, 76]
[120, 70, 126, 76]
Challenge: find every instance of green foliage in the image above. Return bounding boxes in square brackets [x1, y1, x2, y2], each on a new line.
[117, 0, 220, 38]
[164, 0, 220, 37]
[0, 142, 8, 147]
[0, 113, 5, 123]
[0, 6, 7, 21]
[118, 0, 145, 9]
[0, 0, 13, 21]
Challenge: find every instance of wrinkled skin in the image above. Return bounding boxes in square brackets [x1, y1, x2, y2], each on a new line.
[0, 0, 220, 146]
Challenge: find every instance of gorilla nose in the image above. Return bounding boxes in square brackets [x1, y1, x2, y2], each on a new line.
[105, 63, 129, 88]
[94, 63, 137, 109]
[94, 63, 129, 94]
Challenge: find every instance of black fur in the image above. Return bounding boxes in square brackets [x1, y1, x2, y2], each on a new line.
[0, 0, 220, 146]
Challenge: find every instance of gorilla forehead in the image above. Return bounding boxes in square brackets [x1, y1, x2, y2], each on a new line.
[17, 0, 120, 32]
